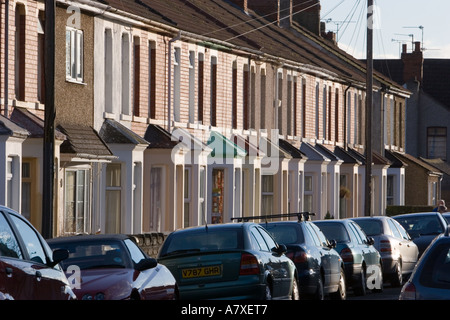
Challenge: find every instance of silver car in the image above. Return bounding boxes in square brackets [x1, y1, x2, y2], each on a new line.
[351, 216, 419, 287]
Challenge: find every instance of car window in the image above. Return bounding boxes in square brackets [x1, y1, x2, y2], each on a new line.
[353, 219, 382, 236]
[348, 222, 366, 245]
[10, 214, 47, 264]
[315, 223, 350, 243]
[309, 223, 329, 247]
[304, 223, 321, 246]
[0, 212, 23, 259]
[251, 227, 270, 251]
[264, 224, 299, 245]
[419, 242, 450, 289]
[392, 219, 410, 240]
[124, 239, 146, 264]
[387, 219, 402, 239]
[257, 227, 278, 250]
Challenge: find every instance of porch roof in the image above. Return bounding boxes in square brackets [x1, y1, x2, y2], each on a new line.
[421, 158, 450, 177]
[0, 114, 29, 139]
[144, 124, 179, 149]
[99, 119, 149, 145]
[393, 151, 443, 176]
[334, 146, 362, 165]
[299, 142, 331, 161]
[207, 131, 247, 158]
[58, 124, 116, 161]
[385, 149, 408, 168]
[278, 139, 307, 160]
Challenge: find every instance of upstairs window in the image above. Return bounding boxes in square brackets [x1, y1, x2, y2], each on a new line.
[427, 127, 447, 160]
[66, 27, 83, 82]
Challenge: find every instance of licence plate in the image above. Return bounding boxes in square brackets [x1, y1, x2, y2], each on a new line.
[181, 265, 222, 278]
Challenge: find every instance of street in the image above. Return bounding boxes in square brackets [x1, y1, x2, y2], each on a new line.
[347, 284, 402, 300]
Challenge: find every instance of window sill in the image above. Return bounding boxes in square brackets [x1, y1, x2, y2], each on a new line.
[66, 78, 87, 86]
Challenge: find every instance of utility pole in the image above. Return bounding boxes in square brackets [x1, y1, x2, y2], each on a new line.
[42, 0, 55, 239]
[365, 0, 373, 217]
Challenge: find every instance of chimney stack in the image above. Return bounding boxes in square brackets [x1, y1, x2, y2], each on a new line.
[401, 41, 424, 84]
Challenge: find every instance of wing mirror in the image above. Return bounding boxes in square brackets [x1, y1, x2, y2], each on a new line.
[328, 239, 337, 249]
[272, 244, 287, 255]
[49, 249, 69, 268]
[135, 258, 158, 271]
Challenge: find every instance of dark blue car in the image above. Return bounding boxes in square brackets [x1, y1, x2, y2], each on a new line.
[392, 212, 448, 258]
[261, 219, 346, 300]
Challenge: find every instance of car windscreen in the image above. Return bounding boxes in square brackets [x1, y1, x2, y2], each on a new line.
[394, 215, 445, 238]
[314, 223, 350, 243]
[50, 240, 130, 270]
[262, 224, 303, 245]
[353, 219, 383, 236]
[160, 228, 242, 257]
[419, 242, 450, 289]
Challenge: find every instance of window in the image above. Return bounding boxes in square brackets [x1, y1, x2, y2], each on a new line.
[148, 41, 156, 119]
[64, 169, 90, 234]
[261, 175, 274, 216]
[427, 127, 447, 160]
[304, 175, 313, 213]
[104, 29, 113, 113]
[210, 56, 217, 127]
[21, 161, 35, 222]
[133, 36, 141, 116]
[15, 4, 26, 100]
[105, 164, 121, 234]
[211, 169, 224, 224]
[0, 212, 23, 259]
[173, 47, 181, 122]
[198, 53, 204, 124]
[37, 11, 45, 103]
[150, 167, 164, 231]
[387, 175, 394, 205]
[66, 27, 83, 82]
[232, 61, 237, 129]
[121, 33, 130, 116]
[189, 51, 195, 123]
[184, 168, 190, 228]
[10, 215, 47, 264]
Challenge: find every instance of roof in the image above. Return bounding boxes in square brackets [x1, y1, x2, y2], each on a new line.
[393, 151, 443, 175]
[421, 158, 450, 177]
[58, 124, 116, 160]
[99, 119, 149, 145]
[47, 234, 131, 244]
[92, 0, 407, 94]
[144, 124, 179, 149]
[278, 139, 307, 159]
[10, 107, 66, 140]
[0, 114, 29, 139]
[333, 146, 362, 165]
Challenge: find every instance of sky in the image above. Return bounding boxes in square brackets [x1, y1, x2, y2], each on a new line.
[319, 0, 450, 59]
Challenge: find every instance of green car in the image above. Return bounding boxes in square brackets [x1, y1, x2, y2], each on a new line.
[157, 222, 299, 300]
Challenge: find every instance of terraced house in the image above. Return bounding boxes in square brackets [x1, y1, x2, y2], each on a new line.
[0, 0, 415, 237]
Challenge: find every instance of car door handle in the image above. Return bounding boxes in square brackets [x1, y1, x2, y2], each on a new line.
[5, 267, 13, 277]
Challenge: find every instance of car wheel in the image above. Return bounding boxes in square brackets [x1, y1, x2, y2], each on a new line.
[291, 279, 300, 300]
[314, 276, 325, 300]
[391, 260, 403, 287]
[264, 283, 273, 300]
[330, 268, 346, 300]
[353, 267, 367, 296]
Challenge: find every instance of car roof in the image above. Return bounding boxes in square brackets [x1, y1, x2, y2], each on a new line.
[47, 234, 131, 244]
[351, 216, 388, 220]
[392, 212, 438, 218]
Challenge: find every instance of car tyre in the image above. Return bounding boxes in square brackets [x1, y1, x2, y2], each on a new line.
[264, 283, 273, 300]
[330, 268, 346, 300]
[391, 260, 403, 287]
[291, 279, 300, 300]
[353, 267, 367, 296]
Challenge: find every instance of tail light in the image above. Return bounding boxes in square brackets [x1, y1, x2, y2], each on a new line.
[340, 247, 354, 263]
[240, 253, 260, 275]
[400, 282, 416, 300]
[380, 240, 392, 252]
[286, 251, 307, 264]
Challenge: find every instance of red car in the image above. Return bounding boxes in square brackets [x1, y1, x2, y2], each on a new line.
[47, 234, 178, 300]
[0, 206, 76, 300]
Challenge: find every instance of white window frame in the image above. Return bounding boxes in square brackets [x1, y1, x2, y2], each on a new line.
[66, 27, 84, 83]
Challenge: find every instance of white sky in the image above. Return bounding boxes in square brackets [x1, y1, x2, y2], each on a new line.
[319, 0, 450, 59]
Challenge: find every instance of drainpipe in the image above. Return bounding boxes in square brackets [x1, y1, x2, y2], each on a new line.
[167, 31, 181, 132]
[4, 0, 9, 117]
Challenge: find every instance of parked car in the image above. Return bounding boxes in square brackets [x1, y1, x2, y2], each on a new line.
[392, 212, 448, 258]
[0, 205, 76, 300]
[157, 222, 299, 300]
[313, 219, 383, 296]
[261, 218, 346, 300]
[399, 226, 450, 300]
[47, 234, 178, 300]
[351, 216, 419, 287]
[442, 212, 450, 224]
